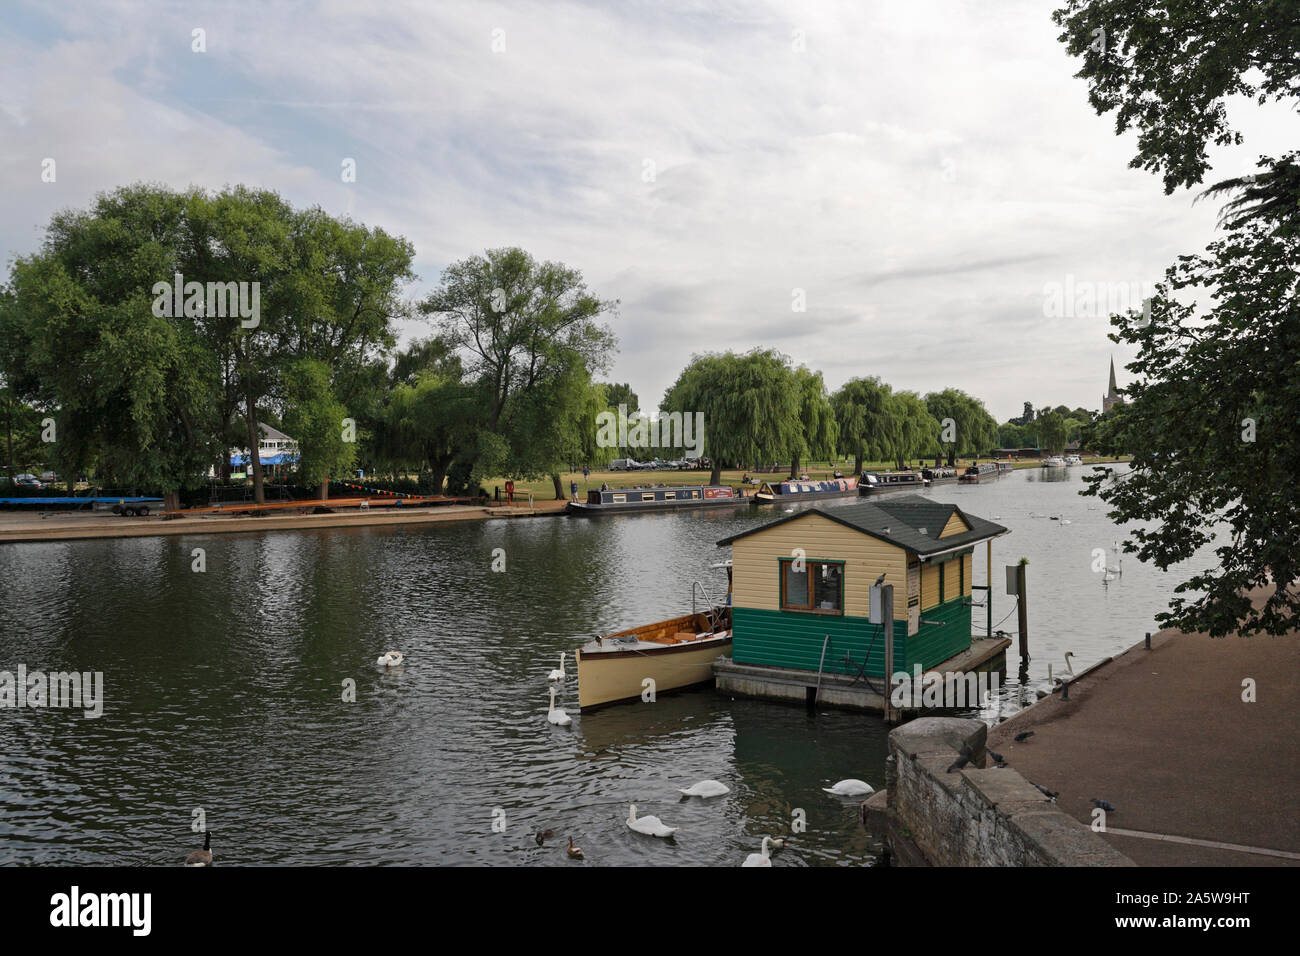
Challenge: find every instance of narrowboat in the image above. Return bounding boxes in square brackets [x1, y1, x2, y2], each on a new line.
[859, 470, 930, 495]
[565, 484, 747, 515]
[921, 466, 960, 485]
[997, 461, 1016, 474]
[753, 476, 857, 504]
[959, 462, 1000, 482]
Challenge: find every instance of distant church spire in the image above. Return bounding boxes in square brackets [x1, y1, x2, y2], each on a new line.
[1103, 357, 1122, 413]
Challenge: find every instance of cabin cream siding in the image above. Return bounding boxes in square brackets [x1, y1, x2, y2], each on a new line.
[962, 553, 972, 596]
[730, 513, 909, 620]
[939, 512, 970, 539]
[921, 563, 940, 610]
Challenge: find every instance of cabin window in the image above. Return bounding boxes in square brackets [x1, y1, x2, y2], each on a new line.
[612, 494, 626, 503]
[779, 559, 843, 614]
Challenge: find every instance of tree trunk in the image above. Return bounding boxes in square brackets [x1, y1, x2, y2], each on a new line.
[318, 481, 329, 501]
[789, 455, 801, 479]
[896, 455, 906, 470]
[164, 490, 180, 512]
[243, 392, 265, 504]
[946, 449, 956, 467]
[853, 453, 863, 475]
[551, 473, 564, 500]
[429, 457, 450, 497]
[710, 464, 721, 485]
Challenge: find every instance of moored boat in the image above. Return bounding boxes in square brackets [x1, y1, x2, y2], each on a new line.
[575, 607, 732, 709]
[921, 466, 960, 485]
[997, 461, 1015, 474]
[959, 462, 1000, 482]
[566, 484, 747, 515]
[754, 476, 857, 504]
[1041, 456, 1067, 468]
[859, 470, 930, 495]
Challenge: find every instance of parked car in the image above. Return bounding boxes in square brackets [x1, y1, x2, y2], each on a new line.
[609, 458, 640, 471]
[15, 474, 42, 488]
[39, 471, 59, 482]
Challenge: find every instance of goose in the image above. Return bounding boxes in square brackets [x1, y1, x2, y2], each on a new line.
[566, 836, 584, 860]
[823, 779, 875, 796]
[184, 831, 212, 867]
[626, 804, 677, 838]
[678, 780, 729, 798]
[1048, 651, 1075, 685]
[376, 651, 404, 667]
[547, 652, 567, 682]
[742, 836, 773, 867]
[547, 686, 571, 727]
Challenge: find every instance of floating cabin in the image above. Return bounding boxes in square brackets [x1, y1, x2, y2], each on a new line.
[713, 495, 1011, 711]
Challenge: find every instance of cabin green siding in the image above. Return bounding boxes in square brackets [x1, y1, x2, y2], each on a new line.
[732, 594, 971, 675]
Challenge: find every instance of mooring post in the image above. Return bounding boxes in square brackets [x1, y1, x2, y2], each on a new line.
[1145, 631, 1151, 650]
[1016, 559, 1029, 661]
[881, 585, 895, 724]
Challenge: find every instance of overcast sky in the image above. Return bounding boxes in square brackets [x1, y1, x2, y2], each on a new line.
[1, 0, 1292, 421]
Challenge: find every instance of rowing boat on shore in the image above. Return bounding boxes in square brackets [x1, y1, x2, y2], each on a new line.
[754, 476, 857, 504]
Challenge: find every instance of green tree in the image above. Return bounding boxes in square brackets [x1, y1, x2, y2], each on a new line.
[830, 377, 895, 475]
[1084, 223, 1299, 636]
[924, 389, 999, 466]
[887, 391, 939, 470]
[788, 366, 837, 477]
[282, 358, 356, 498]
[1037, 409, 1069, 455]
[662, 350, 802, 485]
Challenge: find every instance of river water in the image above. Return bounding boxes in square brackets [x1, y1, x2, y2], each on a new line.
[0, 466, 1210, 866]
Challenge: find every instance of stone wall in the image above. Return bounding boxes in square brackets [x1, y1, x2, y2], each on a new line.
[883, 716, 1133, 866]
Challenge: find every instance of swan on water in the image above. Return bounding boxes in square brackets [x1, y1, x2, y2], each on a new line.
[1048, 651, 1075, 684]
[376, 651, 404, 667]
[679, 780, 730, 798]
[823, 779, 874, 796]
[742, 836, 773, 867]
[547, 652, 567, 682]
[626, 805, 677, 837]
[547, 686, 571, 726]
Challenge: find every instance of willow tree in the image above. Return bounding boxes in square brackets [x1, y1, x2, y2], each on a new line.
[788, 366, 837, 478]
[924, 389, 999, 466]
[662, 349, 802, 485]
[830, 377, 895, 475]
[887, 391, 939, 470]
[420, 248, 617, 488]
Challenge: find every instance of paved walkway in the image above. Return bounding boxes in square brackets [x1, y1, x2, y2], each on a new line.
[987, 587, 1300, 866]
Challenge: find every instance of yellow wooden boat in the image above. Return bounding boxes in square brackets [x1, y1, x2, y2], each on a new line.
[575, 607, 732, 711]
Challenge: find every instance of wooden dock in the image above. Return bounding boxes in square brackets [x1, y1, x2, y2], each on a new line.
[713, 636, 1010, 713]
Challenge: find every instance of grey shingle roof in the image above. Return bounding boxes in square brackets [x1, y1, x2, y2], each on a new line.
[716, 494, 1007, 557]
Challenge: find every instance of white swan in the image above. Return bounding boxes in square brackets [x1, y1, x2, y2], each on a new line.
[376, 651, 404, 667]
[1049, 651, 1075, 684]
[742, 836, 773, 867]
[679, 780, 729, 798]
[823, 779, 875, 796]
[626, 804, 677, 837]
[547, 686, 571, 726]
[547, 652, 566, 682]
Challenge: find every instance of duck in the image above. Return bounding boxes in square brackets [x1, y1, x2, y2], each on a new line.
[678, 779, 730, 798]
[376, 651, 404, 667]
[535, 829, 554, 846]
[626, 804, 677, 838]
[823, 779, 875, 796]
[547, 652, 567, 682]
[184, 831, 212, 867]
[742, 836, 773, 867]
[566, 837, 584, 860]
[547, 686, 571, 726]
